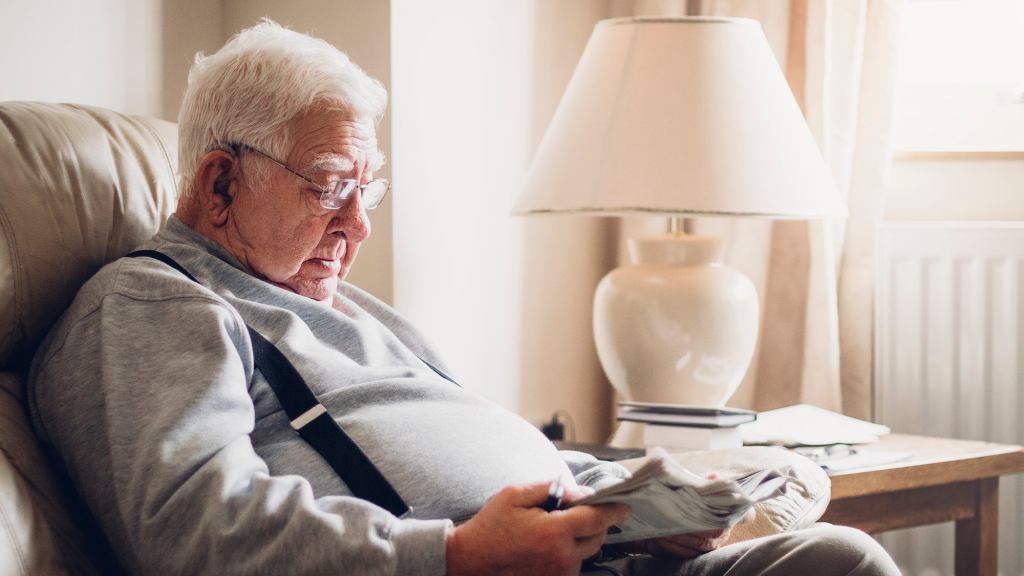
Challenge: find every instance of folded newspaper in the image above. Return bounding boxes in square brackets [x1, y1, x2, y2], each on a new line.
[567, 448, 794, 544]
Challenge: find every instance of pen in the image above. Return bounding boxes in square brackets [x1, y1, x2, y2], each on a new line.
[543, 476, 567, 512]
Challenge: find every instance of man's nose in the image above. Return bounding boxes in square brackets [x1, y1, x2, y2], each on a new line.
[334, 190, 371, 243]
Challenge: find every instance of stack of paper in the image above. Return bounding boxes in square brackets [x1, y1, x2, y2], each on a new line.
[739, 404, 890, 447]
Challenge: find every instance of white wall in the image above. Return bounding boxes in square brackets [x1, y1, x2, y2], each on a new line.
[1, 0, 162, 115]
[391, 0, 534, 411]
[0, 0, 221, 120]
[392, 0, 619, 439]
[885, 157, 1024, 221]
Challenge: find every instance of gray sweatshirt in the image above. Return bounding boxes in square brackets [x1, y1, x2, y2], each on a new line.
[28, 216, 627, 576]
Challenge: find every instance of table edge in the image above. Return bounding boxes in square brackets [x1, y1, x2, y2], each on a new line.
[830, 445, 1024, 499]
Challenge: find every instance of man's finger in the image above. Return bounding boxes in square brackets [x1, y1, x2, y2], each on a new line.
[655, 541, 705, 558]
[689, 528, 729, 539]
[561, 485, 595, 505]
[500, 481, 560, 508]
[661, 533, 721, 553]
[685, 536, 719, 552]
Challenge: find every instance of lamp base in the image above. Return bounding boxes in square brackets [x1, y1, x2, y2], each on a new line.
[609, 420, 645, 449]
[595, 233, 759, 446]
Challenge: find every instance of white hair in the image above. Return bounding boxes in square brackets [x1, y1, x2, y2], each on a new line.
[176, 19, 388, 198]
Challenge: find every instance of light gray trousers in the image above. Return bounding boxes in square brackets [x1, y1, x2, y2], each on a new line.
[583, 524, 901, 576]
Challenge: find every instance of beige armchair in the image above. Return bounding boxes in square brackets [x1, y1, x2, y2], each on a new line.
[0, 102, 177, 575]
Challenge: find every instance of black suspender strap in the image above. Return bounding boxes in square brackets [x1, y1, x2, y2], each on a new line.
[128, 250, 200, 282]
[244, 326, 409, 517]
[127, 250, 410, 517]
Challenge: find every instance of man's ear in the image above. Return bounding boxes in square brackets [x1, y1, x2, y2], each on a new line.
[193, 149, 239, 227]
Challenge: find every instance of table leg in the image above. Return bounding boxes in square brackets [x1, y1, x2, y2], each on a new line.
[955, 477, 999, 576]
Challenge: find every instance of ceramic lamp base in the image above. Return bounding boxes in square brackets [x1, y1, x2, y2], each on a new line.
[595, 234, 759, 448]
[610, 420, 645, 449]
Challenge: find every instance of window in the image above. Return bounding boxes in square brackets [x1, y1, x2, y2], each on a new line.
[893, 0, 1024, 151]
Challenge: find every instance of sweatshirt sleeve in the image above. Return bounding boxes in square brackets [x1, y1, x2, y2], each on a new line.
[30, 285, 450, 576]
[559, 450, 631, 491]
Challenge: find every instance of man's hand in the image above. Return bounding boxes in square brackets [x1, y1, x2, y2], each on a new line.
[615, 507, 755, 560]
[616, 527, 732, 559]
[445, 482, 630, 576]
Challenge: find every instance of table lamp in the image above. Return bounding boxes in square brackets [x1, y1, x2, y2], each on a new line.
[514, 17, 846, 446]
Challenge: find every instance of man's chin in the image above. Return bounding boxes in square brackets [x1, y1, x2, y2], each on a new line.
[279, 275, 340, 302]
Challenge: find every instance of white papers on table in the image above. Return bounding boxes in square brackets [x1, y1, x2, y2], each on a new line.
[739, 404, 890, 447]
[791, 444, 913, 473]
[818, 450, 912, 473]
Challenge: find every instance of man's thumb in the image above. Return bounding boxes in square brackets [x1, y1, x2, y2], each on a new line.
[503, 481, 558, 508]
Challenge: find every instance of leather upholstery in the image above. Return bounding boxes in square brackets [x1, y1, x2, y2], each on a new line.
[0, 102, 177, 369]
[1, 373, 90, 575]
[0, 102, 177, 575]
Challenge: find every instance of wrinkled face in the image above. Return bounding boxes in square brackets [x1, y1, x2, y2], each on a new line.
[227, 108, 378, 301]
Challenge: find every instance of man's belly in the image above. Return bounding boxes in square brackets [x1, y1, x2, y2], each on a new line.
[252, 379, 572, 520]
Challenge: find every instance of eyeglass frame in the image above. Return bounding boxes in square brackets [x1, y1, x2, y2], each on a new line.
[226, 142, 389, 210]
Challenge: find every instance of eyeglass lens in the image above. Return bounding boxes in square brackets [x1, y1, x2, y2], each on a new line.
[322, 180, 389, 210]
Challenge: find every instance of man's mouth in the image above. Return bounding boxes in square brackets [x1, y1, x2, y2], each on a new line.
[304, 257, 342, 276]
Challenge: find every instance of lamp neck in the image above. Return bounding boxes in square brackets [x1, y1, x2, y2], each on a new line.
[627, 234, 724, 266]
[667, 216, 694, 235]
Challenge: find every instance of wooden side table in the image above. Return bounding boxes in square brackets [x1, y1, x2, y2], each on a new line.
[821, 434, 1024, 576]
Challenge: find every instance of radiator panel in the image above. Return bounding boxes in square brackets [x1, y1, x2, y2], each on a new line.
[875, 223, 1024, 575]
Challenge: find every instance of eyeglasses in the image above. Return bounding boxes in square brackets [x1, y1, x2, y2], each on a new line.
[230, 143, 389, 210]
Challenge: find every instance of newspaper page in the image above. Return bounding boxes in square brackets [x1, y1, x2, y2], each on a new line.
[567, 448, 793, 544]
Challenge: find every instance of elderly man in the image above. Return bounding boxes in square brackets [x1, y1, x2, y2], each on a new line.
[29, 21, 899, 576]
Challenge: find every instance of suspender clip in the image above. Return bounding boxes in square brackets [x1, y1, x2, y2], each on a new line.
[290, 404, 327, 430]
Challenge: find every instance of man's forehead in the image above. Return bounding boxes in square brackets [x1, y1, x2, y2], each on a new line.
[292, 116, 382, 173]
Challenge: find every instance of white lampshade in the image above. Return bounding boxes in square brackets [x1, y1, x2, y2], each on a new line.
[514, 16, 845, 218]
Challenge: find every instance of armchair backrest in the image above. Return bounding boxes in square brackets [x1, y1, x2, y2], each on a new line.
[0, 102, 178, 369]
[0, 102, 177, 575]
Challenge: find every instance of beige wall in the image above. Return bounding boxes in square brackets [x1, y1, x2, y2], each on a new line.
[160, 1, 226, 121]
[222, 0, 394, 304]
[518, 1, 622, 440]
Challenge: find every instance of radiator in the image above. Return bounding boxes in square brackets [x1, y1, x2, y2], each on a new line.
[875, 222, 1024, 575]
